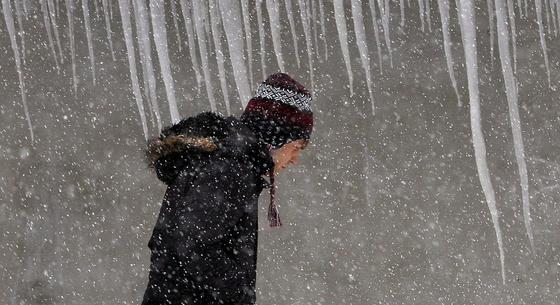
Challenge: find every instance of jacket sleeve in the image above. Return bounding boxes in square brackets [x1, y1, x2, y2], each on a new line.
[171, 157, 257, 301]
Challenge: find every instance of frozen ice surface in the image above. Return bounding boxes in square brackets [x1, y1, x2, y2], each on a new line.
[150, 0, 180, 123]
[81, 0, 97, 85]
[219, 0, 252, 108]
[266, 0, 285, 72]
[117, 0, 148, 140]
[192, 1, 217, 112]
[437, 0, 461, 105]
[350, 0, 376, 114]
[495, 0, 534, 254]
[133, 0, 162, 131]
[458, 0, 506, 284]
[2, 0, 33, 141]
[333, 0, 354, 95]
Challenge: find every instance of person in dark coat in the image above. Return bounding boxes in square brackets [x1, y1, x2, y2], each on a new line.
[141, 73, 314, 305]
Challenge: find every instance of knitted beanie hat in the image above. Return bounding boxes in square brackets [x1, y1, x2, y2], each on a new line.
[241, 73, 313, 227]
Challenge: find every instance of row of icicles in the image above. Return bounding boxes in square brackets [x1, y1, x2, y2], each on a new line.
[2, 0, 557, 284]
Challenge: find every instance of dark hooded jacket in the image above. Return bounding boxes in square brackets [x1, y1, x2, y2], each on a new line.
[141, 112, 273, 305]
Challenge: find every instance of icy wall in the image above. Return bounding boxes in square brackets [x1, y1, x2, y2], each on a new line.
[1, 0, 560, 304]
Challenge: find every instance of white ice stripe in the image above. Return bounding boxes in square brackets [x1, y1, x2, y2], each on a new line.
[256, 83, 312, 112]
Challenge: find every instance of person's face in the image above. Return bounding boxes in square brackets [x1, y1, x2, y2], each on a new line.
[271, 139, 308, 174]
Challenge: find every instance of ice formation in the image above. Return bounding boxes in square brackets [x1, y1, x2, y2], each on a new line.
[495, 0, 534, 254]
[284, 0, 302, 67]
[209, 0, 231, 114]
[368, 0, 384, 72]
[333, 0, 354, 95]
[256, 0, 267, 80]
[117, 0, 148, 140]
[458, 0, 506, 284]
[179, 0, 203, 93]
[40, 0, 60, 72]
[133, 0, 162, 131]
[82, 0, 97, 85]
[192, 1, 217, 112]
[2, 0, 33, 141]
[241, 0, 255, 89]
[65, 0, 78, 95]
[102, 0, 116, 61]
[150, 0, 180, 123]
[351, 0, 376, 114]
[219, 0, 252, 107]
[266, 0, 285, 72]
[298, 0, 315, 91]
[437, 0, 461, 105]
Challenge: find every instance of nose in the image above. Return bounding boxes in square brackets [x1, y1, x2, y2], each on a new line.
[290, 154, 300, 166]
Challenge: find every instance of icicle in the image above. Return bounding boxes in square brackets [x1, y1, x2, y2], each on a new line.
[368, 0, 384, 73]
[551, 0, 558, 36]
[487, 0, 496, 66]
[284, 0, 302, 67]
[240, 0, 255, 90]
[192, 1, 217, 112]
[333, 0, 353, 95]
[400, 0, 405, 27]
[418, 0, 426, 32]
[318, 0, 328, 60]
[458, 0, 506, 285]
[170, 0, 183, 52]
[102, 0, 116, 61]
[378, 0, 394, 67]
[55, 0, 60, 19]
[82, 0, 97, 85]
[265, 0, 285, 72]
[556, 0, 560, 36]
[495, 0, 535, 255]
[40, 0, 60, 72]
[351, 0, 375, 115]
[427, 0, 434, 32]
[219, 0, 252, 107]
[47, 0, 64, 64]
[256, 0, 267, 80]
[535, 0, 552, 85]
[133, 0, 162, 131]
[179, 0, 203, 93]
[203, 2, 211, 43]
[93, 0, 100, 18]
[150, 0, 181, 123]
[507, 0, 518, 73]
[117, 0, 149, 140]
[546, 0, 552, 34]
[109, 0, 114, 21]
[454, 0, 464, 35]
[2, 0, 34, 142]
[65, 0, 78, 95]
[14, 0, 26, 66]
[298, 0, 315, 91]
[23, 0, 29, 14]
[311, 0, 319, 59]
[437, 0, 461, 105]
[209, 0, 231, 114]
[516, 0, 523, 17]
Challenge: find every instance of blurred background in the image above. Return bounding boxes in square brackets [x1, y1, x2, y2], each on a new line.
[1, 0, 560, 304]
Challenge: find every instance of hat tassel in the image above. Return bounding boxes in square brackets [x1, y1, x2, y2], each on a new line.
[268, 170, 282, 227]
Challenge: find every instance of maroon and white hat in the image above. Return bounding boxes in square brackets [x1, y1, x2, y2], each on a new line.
[241, 73, 314, 228]
[242, 73, 314, 147]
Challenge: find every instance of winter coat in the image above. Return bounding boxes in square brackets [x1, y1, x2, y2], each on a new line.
[141, 113, 273, 305]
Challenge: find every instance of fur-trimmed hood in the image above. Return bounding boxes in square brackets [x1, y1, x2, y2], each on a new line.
[146, 112, 273, 185]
